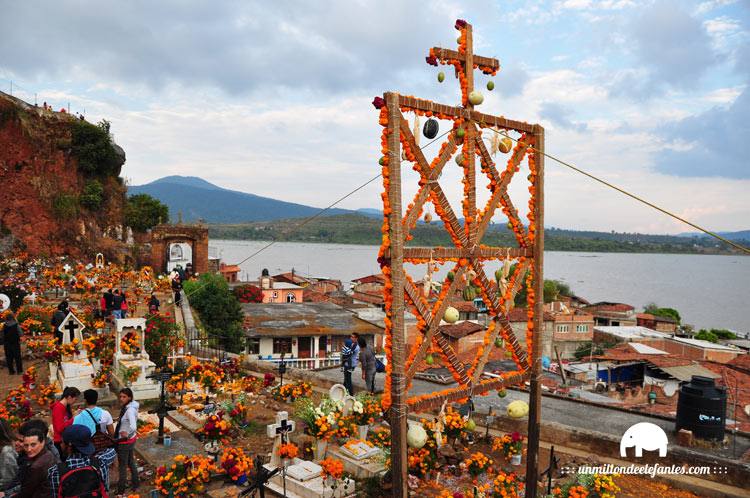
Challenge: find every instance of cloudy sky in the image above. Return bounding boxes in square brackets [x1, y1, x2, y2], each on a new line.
[1, 0, 748, 233]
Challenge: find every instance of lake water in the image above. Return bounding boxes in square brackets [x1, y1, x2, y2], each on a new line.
[211, 240, 749, 333]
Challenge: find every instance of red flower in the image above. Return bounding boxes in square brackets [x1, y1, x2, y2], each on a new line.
[425, 55, 438, 66]
[372, 96, 386, 109]
[455, 19, 467, 29]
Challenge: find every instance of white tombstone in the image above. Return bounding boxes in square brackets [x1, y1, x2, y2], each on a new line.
[55, 312, 96, 392]
[113, 318, 160, 400]
[267, 411, 296, 468]
[265, 458, 356, 498]
[95, 253, 104, 269]
[339, 441, 380, 461]
[0, 294, 10, 312]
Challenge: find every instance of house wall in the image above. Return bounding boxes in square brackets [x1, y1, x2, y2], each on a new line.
[262, 288, 304, 303]
[510, 320, 554, 357]
[650, 339, 739, 364]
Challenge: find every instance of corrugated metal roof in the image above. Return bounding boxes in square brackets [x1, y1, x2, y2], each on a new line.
[670, 337, 739, 351]
[630, 343, 668, 355]
[652, 364, 721, 381]
[594, 326, 669, 339]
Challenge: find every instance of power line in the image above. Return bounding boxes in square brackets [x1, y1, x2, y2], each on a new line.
[486, 128, 750, 255]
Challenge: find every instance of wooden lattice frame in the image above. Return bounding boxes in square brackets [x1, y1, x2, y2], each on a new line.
[375, 20, 546, 497]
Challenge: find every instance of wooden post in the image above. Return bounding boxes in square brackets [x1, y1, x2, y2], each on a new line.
[525, 124, 545, 498]
[386, 92, 408, 498]
[554, 346, 567, 385]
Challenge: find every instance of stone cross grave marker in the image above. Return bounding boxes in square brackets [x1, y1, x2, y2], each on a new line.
[63, 263, 72, 274]
[59, 311, 85, 347]
[267, 411, 295, 467]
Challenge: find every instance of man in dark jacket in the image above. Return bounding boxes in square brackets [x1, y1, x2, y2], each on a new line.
[2, 314, 22, 375]
[7, 428, 57, 498]
[103, 289, 114, 318]
[112, 289, 123, 320]
[51, 305, 66, 344]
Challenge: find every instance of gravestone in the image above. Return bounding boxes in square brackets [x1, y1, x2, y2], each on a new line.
[55, 312, 96, 392]
[267, 411, 295, 468]
[264, 458, 356, 498]
[95, 253, 104, 269]
[112, 318, 160, 400]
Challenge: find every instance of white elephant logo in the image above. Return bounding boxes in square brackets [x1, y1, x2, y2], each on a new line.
[620, 422, 668, 458]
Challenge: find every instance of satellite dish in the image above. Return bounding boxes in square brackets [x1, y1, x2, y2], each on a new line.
[0, 294, 10, 312]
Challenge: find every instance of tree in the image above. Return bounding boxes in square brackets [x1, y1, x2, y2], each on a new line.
[125, 194, 169, 232]
[643, 303, 681, 324]
[183, 273, 245, 353]
[695, 330, 719, 343]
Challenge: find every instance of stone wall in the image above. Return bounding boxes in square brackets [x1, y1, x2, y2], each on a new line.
[149, 223, 209, 274]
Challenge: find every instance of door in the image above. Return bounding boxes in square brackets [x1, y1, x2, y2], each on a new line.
[298, 337, 312, 358]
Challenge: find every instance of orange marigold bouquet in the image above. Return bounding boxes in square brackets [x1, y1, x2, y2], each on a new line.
[491, 471, 524, 498]
[200, 412, 230, 441]
[351, 392, 382, 426]
[320, 457, 344, 480]
[442, 406, 467, 439]
[278, 443, 299, 460]
[154, 454, 217, 496]
[220, 446, 254, 483]
[273, 381, 312, 402]
[493, 432, 523, 459]
[463, 451, 492, 477]
[553, 473, 620, 498]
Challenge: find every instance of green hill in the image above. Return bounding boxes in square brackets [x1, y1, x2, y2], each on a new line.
[208, 214, 748, 255]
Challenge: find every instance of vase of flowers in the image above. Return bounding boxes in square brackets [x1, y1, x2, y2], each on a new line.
[493, 432, 524, 465]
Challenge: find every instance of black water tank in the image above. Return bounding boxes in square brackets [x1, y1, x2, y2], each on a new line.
[675, 375, 727, 440]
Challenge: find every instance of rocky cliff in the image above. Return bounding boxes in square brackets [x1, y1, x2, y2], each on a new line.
[0, 91, 129, 259]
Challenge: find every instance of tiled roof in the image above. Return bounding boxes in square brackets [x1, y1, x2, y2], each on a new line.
[449, 300, 478, 313]
[439, 321, 484, 339]
[586, 302, 635, 312]
[352, 274, 385, 284]
[636, 313, 677, 323]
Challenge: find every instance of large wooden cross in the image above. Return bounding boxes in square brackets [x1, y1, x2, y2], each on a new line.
[375, 20, 545, 498]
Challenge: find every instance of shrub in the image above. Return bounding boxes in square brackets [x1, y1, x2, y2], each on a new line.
[79, 180, 104, 209]
[71, 119, 123, 176]
[52, 193, 79, 219]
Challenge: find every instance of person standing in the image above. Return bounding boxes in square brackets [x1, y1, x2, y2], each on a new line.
[2, 313, 22, 375]
[349, 333, 360, 371]
[51, 387, 80, 456]
[51, 305, 66, 344]
[103, 288, 114, 319]
[340, 339, 356, 395]
[115, 388, 140, 494]
[73, 389, 115, 438]
[120, 291, 129, 319]
[48, 425, 116, 496]
[357, 336, 377, 393]
[0, 420, 18, 490]
[148, 293, 160, 314]
[5, 428, 57, 498]
[172, 276, 183, 306]
[112, 290, 123, 320]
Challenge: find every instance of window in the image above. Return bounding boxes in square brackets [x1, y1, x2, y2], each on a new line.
[273, 338, 292, 355]
[286, 293, 296, 303]
[576, 324, 588, 333]
[556, 325, 569, 333]
[246, 338, 260, 355]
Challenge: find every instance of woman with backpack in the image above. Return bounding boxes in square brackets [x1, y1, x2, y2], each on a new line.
[115, 388, 140, 494]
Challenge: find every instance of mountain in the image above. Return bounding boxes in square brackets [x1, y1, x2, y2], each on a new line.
[128, 176, 353, 223]
[678, 230, 750, 242]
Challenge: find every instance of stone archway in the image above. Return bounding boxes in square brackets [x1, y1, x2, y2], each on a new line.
[149, 223, 208, 274]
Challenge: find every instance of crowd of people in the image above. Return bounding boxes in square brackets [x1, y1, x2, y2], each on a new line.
[0, 387, 141, 497]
